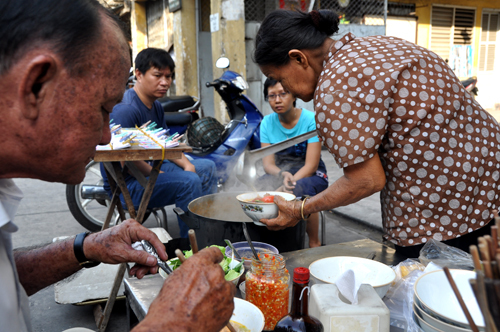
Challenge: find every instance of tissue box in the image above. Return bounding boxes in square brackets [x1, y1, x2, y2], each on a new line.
[309, 284, 390, 332]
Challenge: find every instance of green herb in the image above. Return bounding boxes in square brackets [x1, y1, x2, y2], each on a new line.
[166, 244, 243, 281]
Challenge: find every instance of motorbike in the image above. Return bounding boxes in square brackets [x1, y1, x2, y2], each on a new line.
[461, 76, 478, 98]
[66, 57, 264, 231]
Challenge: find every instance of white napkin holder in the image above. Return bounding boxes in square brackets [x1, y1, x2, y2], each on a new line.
[309, 284, 390, 332]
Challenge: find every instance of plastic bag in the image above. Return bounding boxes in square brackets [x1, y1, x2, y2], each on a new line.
[384, 259, 425, 332]
[418, 239, 474, 270]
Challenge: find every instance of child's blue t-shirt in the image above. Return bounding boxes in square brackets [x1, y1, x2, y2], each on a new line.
[260, 109, 326, 174]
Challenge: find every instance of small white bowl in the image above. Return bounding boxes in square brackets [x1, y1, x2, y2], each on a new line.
[414, 269, 484, 329]
[231, 297, 265, 332]
[236, 191, 296, 226]
[308, 256, 396, 298]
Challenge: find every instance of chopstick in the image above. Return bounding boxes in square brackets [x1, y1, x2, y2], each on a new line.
[175, 249, 186, 263]
[443, 267, 480, 332]
[188, 229, 199, 254]
[185, 229, 237, 332]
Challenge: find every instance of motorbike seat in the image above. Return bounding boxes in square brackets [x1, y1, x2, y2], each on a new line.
[159, 95, 196, 112]
[164, 112, 193, 126]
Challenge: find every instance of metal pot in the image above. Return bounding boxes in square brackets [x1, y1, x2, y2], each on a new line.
[174, 192, 306, 253]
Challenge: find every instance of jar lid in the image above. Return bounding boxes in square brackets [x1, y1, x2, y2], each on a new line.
[293, 267, 310, 284]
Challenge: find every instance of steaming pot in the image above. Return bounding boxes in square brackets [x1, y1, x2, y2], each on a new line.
[174, 192, 306, 252]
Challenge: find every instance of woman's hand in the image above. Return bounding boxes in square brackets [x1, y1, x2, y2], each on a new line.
[259, 195, 303, 230]
[282, 171, 295, 192]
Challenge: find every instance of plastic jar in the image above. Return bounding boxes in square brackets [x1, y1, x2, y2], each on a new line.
[245, 252, 289, 331]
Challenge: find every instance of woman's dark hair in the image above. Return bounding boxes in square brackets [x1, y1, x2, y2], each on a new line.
[0, 0, 122, 76]
[135, 48, 175, 75]
[254, 9, 339, 67]
[263, 77, 296, 107]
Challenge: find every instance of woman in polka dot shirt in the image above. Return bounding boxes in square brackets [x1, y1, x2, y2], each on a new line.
[255, 9, 499, 257]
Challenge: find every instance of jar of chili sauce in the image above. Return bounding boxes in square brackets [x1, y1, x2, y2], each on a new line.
[245, 252, 289, 331]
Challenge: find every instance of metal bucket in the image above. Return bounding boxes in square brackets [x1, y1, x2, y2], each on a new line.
[174, 192, 306, 252]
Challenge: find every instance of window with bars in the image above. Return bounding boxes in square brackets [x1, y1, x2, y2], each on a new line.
[430, 6, 475, 63]
[479, 12, 499, 72]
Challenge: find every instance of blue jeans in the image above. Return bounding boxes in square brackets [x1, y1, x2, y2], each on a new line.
[126, 159, 217, 238]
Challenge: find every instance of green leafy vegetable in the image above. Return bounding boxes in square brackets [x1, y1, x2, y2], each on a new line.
[166, 244, 243, 281]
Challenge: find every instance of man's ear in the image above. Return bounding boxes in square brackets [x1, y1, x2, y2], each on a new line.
[135, 68, 143, 82]
[20, 55, 57, 120]
[288, 49, 310, 69]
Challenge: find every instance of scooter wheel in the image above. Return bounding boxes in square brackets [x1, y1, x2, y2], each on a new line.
[187, 117, 224, 148]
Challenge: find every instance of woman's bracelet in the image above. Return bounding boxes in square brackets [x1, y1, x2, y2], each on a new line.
[301, 196, 311, 220]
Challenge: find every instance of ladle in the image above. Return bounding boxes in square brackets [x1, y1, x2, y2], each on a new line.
[225, 239, 242, 260]
[242, 222, 260, 261]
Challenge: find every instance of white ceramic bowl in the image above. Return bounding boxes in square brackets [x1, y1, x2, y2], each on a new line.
[414, 269, 484, 329]
[413, 304, 443, 332]
[308, 256, 396, 298]
[160, 260, 245, 286]
[239, 281, 246, 299]
[236, 192, 296, 226]
[230, 297, 265, 332]
[413, 302, 474, 332]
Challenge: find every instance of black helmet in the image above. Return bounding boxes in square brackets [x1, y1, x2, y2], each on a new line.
[187, 117, 224, 148]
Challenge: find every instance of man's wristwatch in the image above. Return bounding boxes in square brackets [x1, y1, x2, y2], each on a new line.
[73, 231, 100, 268]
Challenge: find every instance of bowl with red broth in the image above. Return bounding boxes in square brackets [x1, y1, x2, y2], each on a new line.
[236, 192, 296, 226]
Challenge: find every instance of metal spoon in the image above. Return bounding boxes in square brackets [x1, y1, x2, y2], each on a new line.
[141, 240, 173, 275]
[241, 222, 260, 261]
[224, 239, 242, 260]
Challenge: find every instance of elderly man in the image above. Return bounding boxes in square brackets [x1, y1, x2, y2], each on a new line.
[0, 1, 234, 331]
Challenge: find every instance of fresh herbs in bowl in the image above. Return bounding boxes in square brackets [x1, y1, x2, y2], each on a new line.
[167, 245, 244, 281]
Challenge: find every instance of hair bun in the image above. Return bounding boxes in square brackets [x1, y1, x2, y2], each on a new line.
[310, 10, 339, 35]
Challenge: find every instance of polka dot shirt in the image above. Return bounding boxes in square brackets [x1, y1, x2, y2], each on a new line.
[314, 33, 500, 247]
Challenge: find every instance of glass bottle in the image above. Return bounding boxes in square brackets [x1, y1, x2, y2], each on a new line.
[273, 267, 324, 332]
[245, 253, 289, 331]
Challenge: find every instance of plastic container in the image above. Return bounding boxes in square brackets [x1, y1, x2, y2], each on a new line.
[309, 284, 390, 332]
[225, 241, 278, 270]
[245, 253, 289, 331]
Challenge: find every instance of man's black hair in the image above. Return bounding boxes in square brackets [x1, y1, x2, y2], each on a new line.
[135, 48, 175, 75]
[0, 0, 125, 76]
[263, 77, 296, 107]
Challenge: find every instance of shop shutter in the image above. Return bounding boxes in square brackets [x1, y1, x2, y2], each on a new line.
[431, 7, 453, 62]
[430, 6, 475, 63]
[479, 12, 499, 71]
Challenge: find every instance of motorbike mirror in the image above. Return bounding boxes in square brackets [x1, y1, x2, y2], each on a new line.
[215, 57, 230, 69]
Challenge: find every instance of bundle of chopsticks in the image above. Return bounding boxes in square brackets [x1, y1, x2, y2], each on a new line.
[468, 211, 500, 332]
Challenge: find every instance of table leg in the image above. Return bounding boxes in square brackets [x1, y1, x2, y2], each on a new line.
[96, 160, 163, 331]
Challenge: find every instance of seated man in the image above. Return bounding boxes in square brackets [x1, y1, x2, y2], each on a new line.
[102, 48, 217, 238]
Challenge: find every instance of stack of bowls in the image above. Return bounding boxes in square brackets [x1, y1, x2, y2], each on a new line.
[413, 269, 485, 332]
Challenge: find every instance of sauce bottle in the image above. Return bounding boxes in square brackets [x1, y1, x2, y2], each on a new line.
[273, 267, 324, 332]
[245, 253, 289, 331]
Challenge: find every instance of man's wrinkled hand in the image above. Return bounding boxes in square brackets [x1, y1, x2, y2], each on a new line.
[259, 195, 302, 231]
[84, 219, 166, 278]
[134, 247, 235, 332]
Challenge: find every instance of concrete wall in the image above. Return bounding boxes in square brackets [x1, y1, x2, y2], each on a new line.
[210, 0, 246, 123]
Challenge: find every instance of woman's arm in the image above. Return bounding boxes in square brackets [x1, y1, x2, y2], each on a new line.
[261, 143, 281, 176]
[260, 153, 386, 230]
